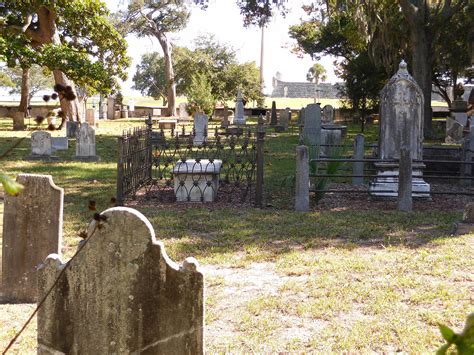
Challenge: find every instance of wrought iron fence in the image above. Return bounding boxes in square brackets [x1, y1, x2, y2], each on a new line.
[117, 120, 265, 205]
[116, 126, 152, 205]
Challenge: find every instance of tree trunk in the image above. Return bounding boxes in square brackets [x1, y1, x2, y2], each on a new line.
[53, 70, 81, 122]
[410, 29, 433, 138]
[14, 67, 30, 130]
[157, 32, 177, 117]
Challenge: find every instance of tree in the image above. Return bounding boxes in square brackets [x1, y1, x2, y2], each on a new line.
[123, 0, 191, 116]
[132, 52, 168, 103]
[0, 1, 129, 123]
[1, 65, 54, 109]
[306, 63, 327, 84]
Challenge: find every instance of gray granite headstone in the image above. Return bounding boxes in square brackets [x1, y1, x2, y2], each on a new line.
[37, 207, 204, 354]
[193, 113, 208, 146]
[75, 123, 100, 161]
[24, 131, 59, 161]
[66, 121, 79, 138]
[2, 174, 63, 302]
[369, 60, 430, 198]
[321, 129, 342, 156]
[302, 103, 322, 149]
[234, 89, 246, 125]
[178, 103, 189, 121]
[279, 108, 290, 130]
[322, 105, 334, 124]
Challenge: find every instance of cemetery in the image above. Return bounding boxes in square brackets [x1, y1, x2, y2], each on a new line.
[0, 0, 473, 353]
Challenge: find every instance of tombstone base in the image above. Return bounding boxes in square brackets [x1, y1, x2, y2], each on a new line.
[74, 155, 101, 162]
[233, 118, 246, 125]
[369, 164, 431, 199]
[23, 155, 60, 161]
[452, 222, 474, 235]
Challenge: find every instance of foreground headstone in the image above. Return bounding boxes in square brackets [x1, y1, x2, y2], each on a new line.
[193, 113, 208, 146]
[74, 123, 100, 161]
[24, 131, 59, 161]
[234, 89, 246, 125]
[369, 60, 430, 198]
[37, 207, 204, 354]
[2, 174, 63, 303]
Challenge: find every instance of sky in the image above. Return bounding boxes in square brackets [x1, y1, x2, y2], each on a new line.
[105, 0, 338, 96]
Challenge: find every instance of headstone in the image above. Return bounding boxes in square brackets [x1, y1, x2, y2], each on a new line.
[74, 123, 100, 161]
[279, 108, 290, 130]
[107, 97, 115, 120]
[85, 108, 98, 127]
[193, 113, 208, 146]
[2, 174, 63, 302]
[445, 117, 464, 144]
[178, 103, 189, 122]
[298, 107, 305, 126]
[369, 60, 430, 198]
[222, 108, 230, 128]
[295, 145, 309, 212]
[463, 202, 474, 223]
[66, 121, 79, 138]
[302, 103, 322, 150]
[24, 131, 59, 161]
[352, 134, 365, 186]
[37, 207, 204, 354]
[152, 108, 161, 117]
[320, 129, 342, 156]
[322, 105, 334, 124]
[51, 137, 68, 152]
[234, 89, 246, 125]
[270, 101, 277, 126]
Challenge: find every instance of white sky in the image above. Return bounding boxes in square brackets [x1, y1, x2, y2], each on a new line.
[105, 0, 338, 96]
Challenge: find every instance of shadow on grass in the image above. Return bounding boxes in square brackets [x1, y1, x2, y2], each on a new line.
[137, 205, 461, 265]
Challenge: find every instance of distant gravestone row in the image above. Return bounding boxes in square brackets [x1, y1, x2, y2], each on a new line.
[1, 174, 204, 353]
[24, 122, 99, 162]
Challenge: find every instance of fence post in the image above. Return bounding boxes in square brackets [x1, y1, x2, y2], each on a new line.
[398, 147, 412, 212]
[146, 125, 153, 183]
[295, 143, 310, 212]
[462, 129, 474, 187]
[116, 135, 124, 206]
[352, 134, 365, 185]
[255, 115, 265, 207]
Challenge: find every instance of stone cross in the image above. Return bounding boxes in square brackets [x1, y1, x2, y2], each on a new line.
[234, 89, 246, 125]
[37, 207, 204, 354]
[2, 174, 63, 302]
[193, 113, 208, 146]
[75, 123, 100, 161]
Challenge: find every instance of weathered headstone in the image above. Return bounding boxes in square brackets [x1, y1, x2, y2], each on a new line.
[106, 97, 115, 120]
[193, 113, 208, 146]
[302, 103, 322, 150]
[270, 101, 277, 126]
[369, 60, 430, 198]
[24, 131, 59, 161]
[279, 108, 290, 130]
[298, 107, 305, 127]
[234, 89, 246, 125]
[352, 134, 365, 186]
[445, 117, 464, 144]
[51, 137, 68, 152]
[74, 123, 100, 161]
[295, 145, 309, 212]
[66, 121, 79, 138]
[85, 108, 98, 127]
[37, 207, 204, 354]
[322, 105, 334, 124]
[2, 174, 63, 302]
[178, 102, 189, 122]
[320, 129, 342, 156]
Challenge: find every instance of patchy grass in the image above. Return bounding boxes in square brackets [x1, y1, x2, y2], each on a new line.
[0, 117, 472, 353]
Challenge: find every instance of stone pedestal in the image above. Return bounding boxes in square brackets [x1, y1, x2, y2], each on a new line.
[173, 159, 222, 202]
[234, 89, 246, 125]
[193, 113, 208, 146]
[369, 162, 430, 198]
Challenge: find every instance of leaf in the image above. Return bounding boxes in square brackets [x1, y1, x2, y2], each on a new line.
[439, 323, 455, 343]
[0, 173, 23, 196]
[436, 343, 451, 355]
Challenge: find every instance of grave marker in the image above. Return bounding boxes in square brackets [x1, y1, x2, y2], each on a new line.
[74, 123, 100, 161]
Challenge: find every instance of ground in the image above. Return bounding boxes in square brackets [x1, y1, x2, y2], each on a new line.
[0, 116, 472, 352]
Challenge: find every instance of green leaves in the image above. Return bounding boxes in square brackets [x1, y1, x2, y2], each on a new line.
[439, 324, 455, 343]
[0, 173, 23, 196]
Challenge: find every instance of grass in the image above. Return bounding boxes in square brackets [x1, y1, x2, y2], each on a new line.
[0, 116, 472, 352]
